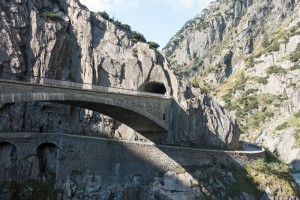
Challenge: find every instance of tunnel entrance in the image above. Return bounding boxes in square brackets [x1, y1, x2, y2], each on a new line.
[143, 82, 166, 94]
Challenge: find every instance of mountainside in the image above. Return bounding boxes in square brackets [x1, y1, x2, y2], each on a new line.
[163, 0, 300, 172]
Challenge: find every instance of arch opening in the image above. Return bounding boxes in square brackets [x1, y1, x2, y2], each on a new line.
[37, 143, 57, 181]
[143, 82, 166, 94]
[0, 142, 17, 182]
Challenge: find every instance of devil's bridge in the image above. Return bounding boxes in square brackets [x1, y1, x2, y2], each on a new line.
[0, 78, 175, 139]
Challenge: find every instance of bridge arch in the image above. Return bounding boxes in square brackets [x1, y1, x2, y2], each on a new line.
[0, 92, 169, 135]
[0, 142, 17, 181]
[37, 143, 57, 180]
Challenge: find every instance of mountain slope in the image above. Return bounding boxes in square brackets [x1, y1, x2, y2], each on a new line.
[163, 0, 300, 171]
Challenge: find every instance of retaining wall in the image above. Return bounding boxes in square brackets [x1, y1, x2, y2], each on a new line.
[0, 133, 265, 186]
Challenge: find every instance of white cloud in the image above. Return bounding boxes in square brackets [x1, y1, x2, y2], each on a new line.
[79, 0, 139, 12]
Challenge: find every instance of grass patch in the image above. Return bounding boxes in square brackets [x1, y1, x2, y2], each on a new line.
[248, 110, 274, 127]
[274, 113, 300, 132]
[217, 69, 245, 96]
[253, 22, 300, 58]
[258, 93, 278, 105]
[246, 159, 299, 197]
[287, 116, 300, 127]
[225, 92, 283, 134]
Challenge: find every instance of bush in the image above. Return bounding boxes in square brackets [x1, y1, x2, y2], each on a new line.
[120, 23, 131, 31]
[222, 92, 232, 104]
[254, 77, 268, 84]
[147, 41, 160, 50]
[276, 122, 288, 131]
[97, 11, 110, 20]
[262, 34, 269, 48]
[247, 56, 254, 68]
[43, 12, 61, 21]
[267, 42, 280, 52]
[131, 31, 146, 43]
[290, 64, 300, 70]
[113, 20, 131, 31]
[293, 129, 300, 148]
[266, 65, 286, 75]
[289, 44, 300, 62]
[294, 110, 300, 118]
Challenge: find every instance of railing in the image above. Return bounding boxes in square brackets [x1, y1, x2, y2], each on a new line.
[0, 72, 172, 99]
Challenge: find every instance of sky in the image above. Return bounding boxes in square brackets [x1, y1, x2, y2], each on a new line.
[79, 0, 213, 49]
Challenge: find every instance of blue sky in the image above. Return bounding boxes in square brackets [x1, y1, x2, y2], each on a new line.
[79, 0, 213, 49]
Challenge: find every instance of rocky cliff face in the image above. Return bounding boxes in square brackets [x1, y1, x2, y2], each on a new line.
[163, 0, 300, 173]
[0, 0, 239, 148]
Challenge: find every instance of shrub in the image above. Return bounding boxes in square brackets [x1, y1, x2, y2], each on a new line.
[222, 92, 232, 104]
[290, 64, 300, 70]
[254, 76, 268, 84]
[147, 41, 160, 50]
[97, 11, 110, 20]
[293, 129, 300, 148]
[250, 110, 274, 127]
[264, 42, 280, 53]
[120, 24, 131, 31]
[43, 12, 61, 21]
[289, 44, 300, 62]
[266, 65, 286, 75]
[247, 56, 254, 68]
[294, 110, 300, 118]
[131, 31, 146, 43]
[276, 122, 288, 131]
[262, 33, 269, 48]
[112, 20, 131, 31]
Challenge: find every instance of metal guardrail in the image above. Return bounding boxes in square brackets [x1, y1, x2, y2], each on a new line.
[0, 72, 172, 99]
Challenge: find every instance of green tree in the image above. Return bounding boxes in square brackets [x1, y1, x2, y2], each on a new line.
[131, 31, 147, 43]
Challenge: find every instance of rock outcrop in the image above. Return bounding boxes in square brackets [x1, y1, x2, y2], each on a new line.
[0, 0, 239, 148]
[163, 0, 300, 171]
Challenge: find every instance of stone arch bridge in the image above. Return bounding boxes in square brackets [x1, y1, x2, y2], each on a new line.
[0, 78, 175, 140]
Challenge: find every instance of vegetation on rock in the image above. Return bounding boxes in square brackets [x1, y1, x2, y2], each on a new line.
[42, 12, 61, 21]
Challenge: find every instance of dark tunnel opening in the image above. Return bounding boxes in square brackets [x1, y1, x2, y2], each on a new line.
[143, 82, 167, 94]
